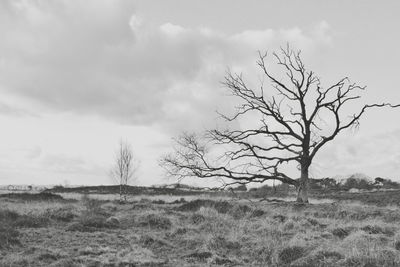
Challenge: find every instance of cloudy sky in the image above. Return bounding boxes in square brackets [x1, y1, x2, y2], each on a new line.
[1, 0, 399, 186]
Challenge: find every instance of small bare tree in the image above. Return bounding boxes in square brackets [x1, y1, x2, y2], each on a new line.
[111, 140, 139, 202]
[161, 46, 399, 203]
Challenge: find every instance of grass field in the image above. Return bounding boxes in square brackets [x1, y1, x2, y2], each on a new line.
[1, 192, 400, 266]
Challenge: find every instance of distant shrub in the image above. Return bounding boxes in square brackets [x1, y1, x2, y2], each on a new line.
[171, 198, 186, 204]
[81, 194, 104, 215]
[231, 184, 247, 192]
[177, 199, 233, 213]
[152, 199, 166, 204]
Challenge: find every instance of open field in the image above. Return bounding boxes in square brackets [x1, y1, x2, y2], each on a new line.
[1, 192, 400, 266]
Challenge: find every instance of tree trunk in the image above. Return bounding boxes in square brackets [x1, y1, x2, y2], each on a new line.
[119, 183, 123, 203]
[296, 164, 309, 203]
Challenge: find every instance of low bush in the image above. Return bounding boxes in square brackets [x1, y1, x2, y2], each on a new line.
[0, 210, 49, 228]
[78, 213, 108, 228]
[228, 204, 252, 219]
[14, 213, 50, 228]
[45, 206, 76, 222]
[136, 213, 172, 230]
[0, 192, 66, 202]
[0, 224, 20, 249]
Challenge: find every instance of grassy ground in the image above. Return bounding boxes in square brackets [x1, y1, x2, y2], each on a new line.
[1, 193, 400, 266]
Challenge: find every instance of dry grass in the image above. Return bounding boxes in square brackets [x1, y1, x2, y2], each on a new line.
[1, 193, 400, 266]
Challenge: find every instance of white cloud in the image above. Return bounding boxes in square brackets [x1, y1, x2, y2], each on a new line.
[312, 129, 400, 179]
[160, 23, 186, 36]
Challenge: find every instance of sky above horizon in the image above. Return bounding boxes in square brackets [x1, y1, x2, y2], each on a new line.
[0, 0, 399, 186]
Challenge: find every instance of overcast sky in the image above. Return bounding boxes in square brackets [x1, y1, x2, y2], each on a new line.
[0, 0, 399, 186]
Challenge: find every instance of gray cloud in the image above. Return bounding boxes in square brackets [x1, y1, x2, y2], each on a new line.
[0, 1, 332, 132]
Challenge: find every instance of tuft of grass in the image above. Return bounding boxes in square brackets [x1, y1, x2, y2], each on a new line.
[185, 250, 213, 262]
[278, 246, 307, 264]
[207, 235, 240, 252]
[394, 240, 400, 251]
[360, 224, 394, 235]
[291, 249, 344, 267]
[250, 209, 265, 218]
[273, 214, 287, 223]
[190, 213, 206, 225]
[139, 234, 173, 250]
[332, 227, 351, 238]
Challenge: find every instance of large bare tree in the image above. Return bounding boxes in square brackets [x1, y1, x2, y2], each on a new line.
[161, 46, 399, 203]
[111, 140, 139, 202]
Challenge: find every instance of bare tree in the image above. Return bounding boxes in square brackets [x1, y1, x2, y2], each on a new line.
[111, 140, 139, 202]
[161, 46, 399, 203]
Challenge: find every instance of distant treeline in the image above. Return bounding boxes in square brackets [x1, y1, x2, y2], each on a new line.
[45, 184, 214, 196]
[246, 177, 400, 198]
